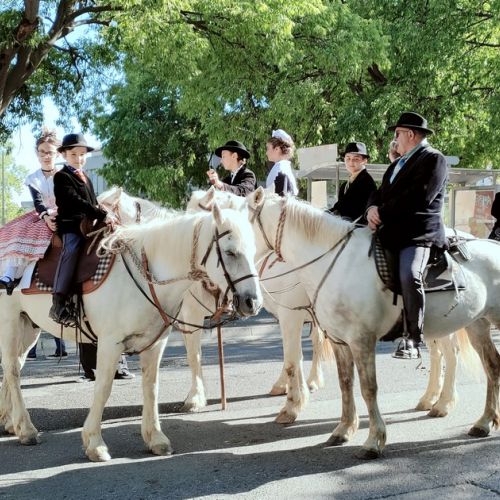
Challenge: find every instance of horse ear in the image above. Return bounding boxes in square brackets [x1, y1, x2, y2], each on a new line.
[200, 188, 215, 211]
[252, 186, 265, 207]
[212, 201, 223, 226]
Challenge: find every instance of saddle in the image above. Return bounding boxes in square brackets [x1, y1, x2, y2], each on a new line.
[22, 220, 115, 295]
[371, 233, 468, 299]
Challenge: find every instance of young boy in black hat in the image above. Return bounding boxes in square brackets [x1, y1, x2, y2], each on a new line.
[206, 140, 256, 196]
[49, 133, 107, 324]
[328, 141, 376, 222]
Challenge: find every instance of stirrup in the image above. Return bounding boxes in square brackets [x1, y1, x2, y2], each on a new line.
[392, 338, 420, 360]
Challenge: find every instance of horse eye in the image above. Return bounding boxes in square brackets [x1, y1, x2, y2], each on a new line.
[225, 250, 236, 258]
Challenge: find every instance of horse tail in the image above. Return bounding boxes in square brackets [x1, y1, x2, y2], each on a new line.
[311, 325, 335, 361]
[456, 328, 482, 381]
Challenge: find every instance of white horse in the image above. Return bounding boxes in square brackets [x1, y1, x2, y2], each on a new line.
[101, 187, 479, 423]
[247, 188, 500, 459]
[0, 202, 262, 461]
[98, 187, 331, 423]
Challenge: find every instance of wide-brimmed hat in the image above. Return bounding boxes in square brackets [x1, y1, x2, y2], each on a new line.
[214, 140, 250, 159]
[341, 142, 370, 159]
[57, 133, 95, 152]
[388, 112, 434, 135]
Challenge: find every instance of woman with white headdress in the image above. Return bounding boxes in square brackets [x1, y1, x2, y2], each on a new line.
[265, 129, 299, 196]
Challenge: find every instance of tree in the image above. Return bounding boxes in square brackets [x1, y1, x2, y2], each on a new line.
[93, 68, 210, 207]
[0, 142, 28, 224]
[0, 0, 124, 139]
[107, 0, 498, 172]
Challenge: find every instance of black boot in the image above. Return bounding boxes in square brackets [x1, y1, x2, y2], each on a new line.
[0, 277, 19, 296]
[49, 294, 73, 325]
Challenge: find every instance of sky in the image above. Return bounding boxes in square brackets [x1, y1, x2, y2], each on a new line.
[11, 98, 100, 204]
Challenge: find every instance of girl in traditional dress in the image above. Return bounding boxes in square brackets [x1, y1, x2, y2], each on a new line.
[265, 129, 299, 196]
[0, 129, 61, 294]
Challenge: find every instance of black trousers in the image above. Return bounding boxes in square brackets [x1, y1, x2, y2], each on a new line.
[399, 245, 431, 339]
[79, 343, 97, 378]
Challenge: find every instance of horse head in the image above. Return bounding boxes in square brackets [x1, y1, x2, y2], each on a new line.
[188, 186, 248, 213]
[204, 201, 262, 317]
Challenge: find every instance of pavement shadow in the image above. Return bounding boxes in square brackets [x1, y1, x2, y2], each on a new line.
[0, 424, 498, 499]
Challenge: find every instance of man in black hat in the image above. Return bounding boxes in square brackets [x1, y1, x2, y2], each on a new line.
[206, 140, 256, 196]
[366, 112, 448, 357]
[49, 133, 107, 324]
[328, 142, 376, 222]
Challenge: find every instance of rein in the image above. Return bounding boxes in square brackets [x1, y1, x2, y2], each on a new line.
[252, 196, 355, 315]
[106, 216, 257, 352]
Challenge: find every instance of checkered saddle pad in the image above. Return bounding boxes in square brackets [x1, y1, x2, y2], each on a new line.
[371, 234, 467, 296]
[22, 233, 115, 296]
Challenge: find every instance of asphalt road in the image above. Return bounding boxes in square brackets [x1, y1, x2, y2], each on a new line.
[1, 316, 499, 499]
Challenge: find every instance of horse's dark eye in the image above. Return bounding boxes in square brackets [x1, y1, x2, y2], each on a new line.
[225, 250, 236, 258]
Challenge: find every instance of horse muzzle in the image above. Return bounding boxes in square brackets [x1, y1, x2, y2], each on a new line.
[233, 293, 262, 317]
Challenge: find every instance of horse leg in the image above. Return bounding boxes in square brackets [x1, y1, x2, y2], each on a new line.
[428, 335, 459, 417]
[82, 339, 122, 462]
[269, 314, 289, 396]
[325, 342, 359, 447]
[465, 319, 500, 437]
[351, 341, 386, 459]
[140, 337, 173, 456]
[416, 339, 444, 411]
[275, 311, 309, 424]
[307, 325, 325, 392]
[181, 331, 207, 412]
[0, 314, 39, 444]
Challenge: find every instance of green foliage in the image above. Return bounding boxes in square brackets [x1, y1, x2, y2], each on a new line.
[0, 143, 28, 224]
[104, 0, 498, 179]
[93, 69, 210, 207]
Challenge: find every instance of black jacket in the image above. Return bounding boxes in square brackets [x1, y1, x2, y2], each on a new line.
[328, 169, 376, 222]
[367, 145, 448, 251]
[221, 166, 257, 196]
[53, 165, 107, 235]
[489, 192, 500, 239]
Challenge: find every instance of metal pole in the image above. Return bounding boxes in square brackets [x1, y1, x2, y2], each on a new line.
[217, 324, 227, 410]
[1, 147, 5, 226]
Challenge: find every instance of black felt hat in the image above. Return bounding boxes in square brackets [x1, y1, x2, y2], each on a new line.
[341, 142, 370, 159]
[388, 112, 434, 135]
[214, 140, 250, 159]
[57, 133, 95, 152]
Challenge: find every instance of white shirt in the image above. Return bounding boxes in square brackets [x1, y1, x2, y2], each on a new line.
[24, 167, 60, 214]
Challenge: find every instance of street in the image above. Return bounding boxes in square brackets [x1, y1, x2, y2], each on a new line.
[1, 317, 499, 499]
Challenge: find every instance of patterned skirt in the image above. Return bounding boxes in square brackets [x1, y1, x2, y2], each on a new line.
[0, 211, 52, 271]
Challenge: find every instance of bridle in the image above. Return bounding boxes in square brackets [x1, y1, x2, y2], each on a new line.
[249, 196, 355, 310]
[108, 216, 258, 353]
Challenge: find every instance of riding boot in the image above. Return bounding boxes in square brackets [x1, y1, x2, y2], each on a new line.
[49, 294, 71, 324]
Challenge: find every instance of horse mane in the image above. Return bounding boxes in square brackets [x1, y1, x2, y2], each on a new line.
[188, 189, 247, 212]
[100, 210, 198, 255]
[272, 194, 354, 245]
[98, 186, 178, 221]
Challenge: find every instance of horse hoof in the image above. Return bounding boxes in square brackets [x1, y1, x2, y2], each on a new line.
[308, 382, 319, 393]
[468, 426, 489, 438]
[150, 442, 173, 456]
[20, 434, 40, 446]
[180, 402, 201, 413]
[415, 400, 433, 411]
[275, 410, 297, 425]
[355, 448, 381, 460]
[269, 386, 287, 396]
[324, 435, 348, 447]
[86, 447, 111, 462]
[428, 407, 447, 418]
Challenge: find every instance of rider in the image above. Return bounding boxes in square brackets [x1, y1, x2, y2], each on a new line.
[0, 128, 60, 294]
[328, 142, 376, 222]
[49, 133, 108, 325]
[265, 129, 299, 196]
[366, 112, 448, 357]
[206, 140, 256, 196]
